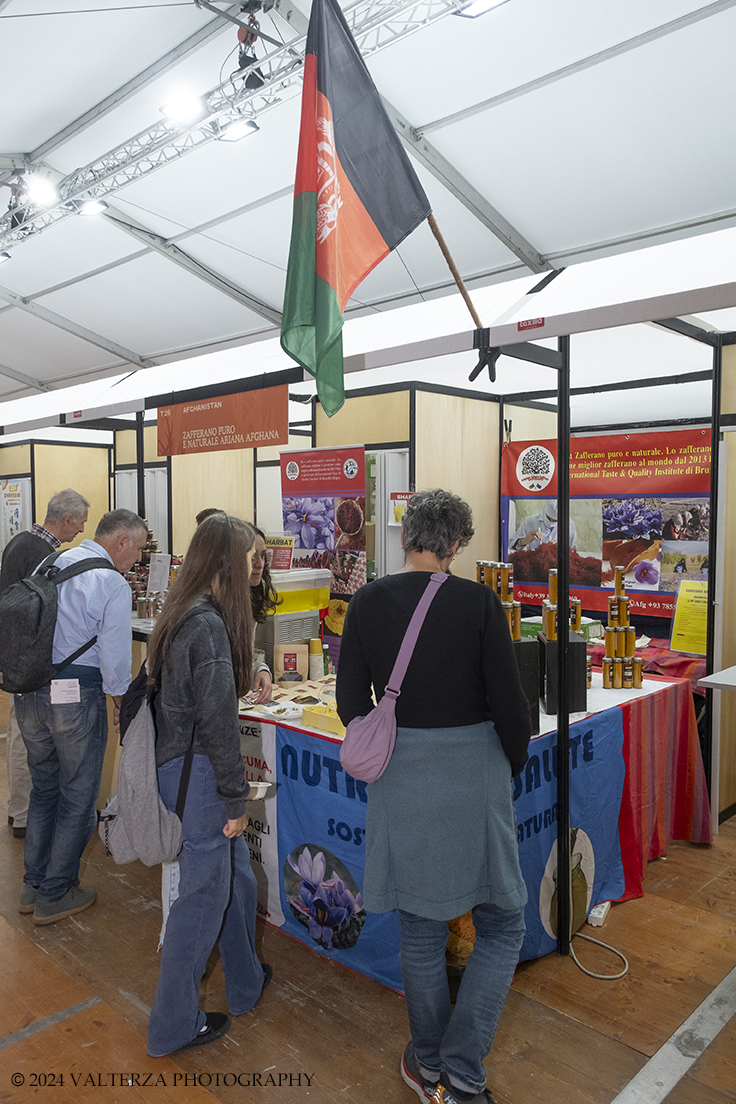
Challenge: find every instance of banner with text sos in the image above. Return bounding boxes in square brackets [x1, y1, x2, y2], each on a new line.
[280, 447, 367, 612]
[500, 429, 711, 617]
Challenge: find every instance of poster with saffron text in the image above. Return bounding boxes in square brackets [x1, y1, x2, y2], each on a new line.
[500, 429, 711, 617]
[280, 447, 366, 661]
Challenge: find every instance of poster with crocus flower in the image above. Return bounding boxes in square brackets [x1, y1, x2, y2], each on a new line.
[280, 447, 366, 616]
[285, 845, 366, 950]
[500, 430, 711, 617]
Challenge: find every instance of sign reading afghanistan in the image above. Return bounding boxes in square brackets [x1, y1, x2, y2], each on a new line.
[157, 384, 289, 457]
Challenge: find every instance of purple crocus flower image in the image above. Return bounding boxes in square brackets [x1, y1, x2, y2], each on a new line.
[287, 846, 365, 950]
[603, 499, 662, 541]
[634, 560, 659, 586]
[283, 496, 335, 550]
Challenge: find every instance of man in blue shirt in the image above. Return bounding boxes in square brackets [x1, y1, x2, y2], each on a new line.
[16, 508, 147, 925]
[1, 488, 90, 839]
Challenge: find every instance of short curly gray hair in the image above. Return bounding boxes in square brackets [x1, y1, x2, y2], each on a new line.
[402, 489, 474, 559]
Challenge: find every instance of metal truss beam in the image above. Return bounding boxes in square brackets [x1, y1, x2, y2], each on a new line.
[0, 285, 155, 370]
[101, 206, 282, 324]
[417, 0, 736, 135]
[29, 4, 243, 163]
[0, 0, 467, 250]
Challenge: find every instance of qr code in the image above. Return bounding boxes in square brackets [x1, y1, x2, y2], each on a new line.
[520, 446, 552, 478]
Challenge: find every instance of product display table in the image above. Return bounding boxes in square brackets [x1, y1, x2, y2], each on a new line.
[237, 671, 711, 984]
[587, 637, 707, 696]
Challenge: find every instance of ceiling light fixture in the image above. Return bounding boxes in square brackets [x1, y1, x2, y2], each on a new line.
[218, 118, 260, 142]
[78, 199, 109, 215]
[0, 252, 10, 264]
[456, 0, 511, 16]
[24, 175, 58, 207]
[159, 92, 208, 126]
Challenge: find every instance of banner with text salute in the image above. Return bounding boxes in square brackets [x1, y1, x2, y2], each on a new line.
[280, 0, 431, 417]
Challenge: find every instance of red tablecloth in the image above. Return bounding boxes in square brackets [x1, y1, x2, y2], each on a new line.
[588, 637, 707, 696]
[614, 673, 712, 902]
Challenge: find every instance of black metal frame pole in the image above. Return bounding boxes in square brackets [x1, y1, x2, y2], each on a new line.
[135, 410, 146, 521]
[703, 337, 723, 794]
[556, 334, 571, 955]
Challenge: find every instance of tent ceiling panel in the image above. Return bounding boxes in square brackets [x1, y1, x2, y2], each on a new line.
[0, 214, 143, 298]
[367, 0, 712, 127]
[569, 378, 713, 427]
[46, 30, 241, 173]
[93, 96, 302, 234]
[0, 308, 121, 381]
[0, 1, 214, 152]
[37, 252, 269, 354]
[428, 40, 736, 259]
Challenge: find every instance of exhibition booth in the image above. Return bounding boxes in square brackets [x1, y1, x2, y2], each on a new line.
[1, 237, 735, 961]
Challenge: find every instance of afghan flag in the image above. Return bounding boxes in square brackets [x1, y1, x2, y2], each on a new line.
[280, 0, 431, 416]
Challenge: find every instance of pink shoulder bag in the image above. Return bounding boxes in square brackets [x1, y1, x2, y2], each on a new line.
[339, 572, 448, 784]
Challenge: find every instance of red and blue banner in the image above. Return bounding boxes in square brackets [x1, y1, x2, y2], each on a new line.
[501, 428, 712, 617]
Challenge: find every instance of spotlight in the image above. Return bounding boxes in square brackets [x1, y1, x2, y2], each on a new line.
[0, 252, 10, 264]
[24, 175, 58, 207]
[456, 0, 511, 16]
[78, 199, 109, 215]
[160, 92, 208, 125]
[218, 118, 259, 142]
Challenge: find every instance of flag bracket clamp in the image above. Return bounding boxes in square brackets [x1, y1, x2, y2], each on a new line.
[469, 328, 500, 383]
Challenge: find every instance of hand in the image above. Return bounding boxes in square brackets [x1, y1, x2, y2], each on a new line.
[112, 694, 122, 728]
[251, 670, 273, 704]
[223, 814, 248, 838]
[522, 529, 543, 547]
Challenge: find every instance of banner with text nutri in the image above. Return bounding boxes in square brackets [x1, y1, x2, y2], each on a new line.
[500, 429, 711, 617]
[157, 385, 288, 457]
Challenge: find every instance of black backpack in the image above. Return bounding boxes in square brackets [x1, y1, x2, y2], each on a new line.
[0, 550, 118, 694]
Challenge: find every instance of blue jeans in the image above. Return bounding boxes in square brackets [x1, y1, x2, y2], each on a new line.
[147, 754, 264, 1057]
[399, 903, 526, 1095]
[15, 677, 107, 903]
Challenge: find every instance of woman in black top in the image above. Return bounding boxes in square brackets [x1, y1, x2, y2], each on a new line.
[337, 490, 531, 1104]
[146, 514, 269, 1056]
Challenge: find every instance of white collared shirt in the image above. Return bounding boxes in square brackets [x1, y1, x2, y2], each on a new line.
[40, 538, 133, 696]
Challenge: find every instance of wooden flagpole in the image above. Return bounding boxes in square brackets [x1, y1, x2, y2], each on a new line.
[427, 213, 483, 329]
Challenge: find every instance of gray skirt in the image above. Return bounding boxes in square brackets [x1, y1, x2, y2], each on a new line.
[363, 720, 527, 921]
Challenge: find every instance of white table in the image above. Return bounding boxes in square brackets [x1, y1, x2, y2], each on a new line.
[698, 665, 736, 692]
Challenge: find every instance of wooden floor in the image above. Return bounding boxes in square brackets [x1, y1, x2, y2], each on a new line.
[1, 692, 735, 1104]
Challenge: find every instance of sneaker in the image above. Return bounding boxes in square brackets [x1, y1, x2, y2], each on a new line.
[178, 1012, 231, 1050]
[33, 885, 96, 926]
[401, 1042, 441, 1101]
[262, 963, 273, 989]
[429, 1086, 498, 1104]
[19, 884, 38, 914]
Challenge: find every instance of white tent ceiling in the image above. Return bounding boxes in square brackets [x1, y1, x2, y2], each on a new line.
[0, 0, 735, 431]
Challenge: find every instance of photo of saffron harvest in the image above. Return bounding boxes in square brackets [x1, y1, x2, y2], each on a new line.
[508, 498, 602, 585]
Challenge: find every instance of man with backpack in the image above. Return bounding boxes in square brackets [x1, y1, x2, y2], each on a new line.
[14, 508, 147, 925]
[0, 488, 90, 840]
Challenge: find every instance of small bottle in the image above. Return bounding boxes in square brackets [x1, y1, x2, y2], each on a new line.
[614, 566, 625, 596]
[586, 654, 593, 689]
[309, 638, 324, 681]
[323, 644, 331, 676]
[632, 656, 643, 688]
[602, 657, 614, 689]
[548, 568, 558, 605]
[623, 659, 633, 689]
[612, 657, 624, 689]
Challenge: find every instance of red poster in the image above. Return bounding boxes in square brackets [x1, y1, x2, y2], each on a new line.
[280, 446, 367, 604]
[501, 429, 711, 617]
[157, 385, 288, 457]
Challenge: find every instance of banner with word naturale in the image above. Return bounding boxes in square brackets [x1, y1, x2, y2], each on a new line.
[501, 429, 711, 617]
[157, 385, 289, 457]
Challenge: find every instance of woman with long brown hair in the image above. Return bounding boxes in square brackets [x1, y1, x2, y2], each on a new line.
[146, 514, 270, 1057]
